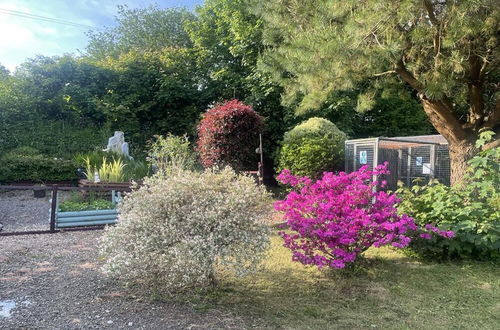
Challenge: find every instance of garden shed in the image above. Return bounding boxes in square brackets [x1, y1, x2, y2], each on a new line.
[345, 135, 450, 189]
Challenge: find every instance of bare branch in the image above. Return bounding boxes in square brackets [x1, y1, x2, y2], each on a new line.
[373, 70, 396, 77]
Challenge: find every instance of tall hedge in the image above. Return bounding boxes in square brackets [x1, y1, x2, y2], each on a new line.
[277, 117, 346, 178]
[196, 99, 264, 171]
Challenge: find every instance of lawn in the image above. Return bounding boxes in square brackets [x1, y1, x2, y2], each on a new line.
[207, 233, 500, 329]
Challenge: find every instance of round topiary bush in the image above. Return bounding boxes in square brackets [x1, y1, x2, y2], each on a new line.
[277, 117, 346, 178]
[196, 99, 264, 171]
[99, 167, 271, 296]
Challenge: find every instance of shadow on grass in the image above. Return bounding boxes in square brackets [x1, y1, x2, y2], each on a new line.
[203, 237, 500, 329]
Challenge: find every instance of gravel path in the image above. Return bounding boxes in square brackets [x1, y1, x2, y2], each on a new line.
[0, 190, 51, 233]
[0, 231, 252, 329]
[0, 193, 256, 329]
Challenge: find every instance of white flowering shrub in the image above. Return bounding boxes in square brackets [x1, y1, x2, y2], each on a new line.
[99, 167, 271, 295]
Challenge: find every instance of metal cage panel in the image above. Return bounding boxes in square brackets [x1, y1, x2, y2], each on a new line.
[345, 135, 450, 189]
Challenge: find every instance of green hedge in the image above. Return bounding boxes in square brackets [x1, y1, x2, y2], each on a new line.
[0, 147, 77, 183]
[0, 120, 110, 157]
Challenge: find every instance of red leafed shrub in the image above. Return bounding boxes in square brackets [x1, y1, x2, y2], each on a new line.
[197, 99, 264, 170]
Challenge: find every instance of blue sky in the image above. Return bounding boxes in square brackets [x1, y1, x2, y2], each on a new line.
[0, 0, 203, 72]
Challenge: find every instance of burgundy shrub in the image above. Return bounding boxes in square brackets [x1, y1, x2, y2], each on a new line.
[197, 99, 264, 170]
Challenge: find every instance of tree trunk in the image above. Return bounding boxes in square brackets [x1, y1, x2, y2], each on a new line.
[447, 139, 478, 186]
[420, 99, 479, 185]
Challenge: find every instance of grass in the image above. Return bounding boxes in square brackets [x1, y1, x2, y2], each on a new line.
[207, 233, 500, 329]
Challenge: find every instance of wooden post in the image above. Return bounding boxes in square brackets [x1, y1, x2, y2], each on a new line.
[429, 145, 436, 179]
[49, 185, 58, 232]
[258, 133, 264, 185]
[397, 149, 402, 180]
[406, 147, 412, 186]
[353, 144, 357, 171]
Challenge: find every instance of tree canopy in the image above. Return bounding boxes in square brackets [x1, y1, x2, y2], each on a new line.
[0, 1, 446, 169]
[86, 5, 195, 59]
[254, 0, 499, 183]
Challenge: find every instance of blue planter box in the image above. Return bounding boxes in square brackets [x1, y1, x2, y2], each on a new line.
[56, 209, 118, 229]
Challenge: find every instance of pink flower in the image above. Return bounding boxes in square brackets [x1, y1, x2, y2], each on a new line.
[276, 165, 454, 270]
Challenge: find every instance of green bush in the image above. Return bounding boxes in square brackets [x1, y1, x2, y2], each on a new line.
[397, 132, 500, 260]
[276, 117, 346, 178]
[147, 134, 198, 176]
[0, 147, 77, 183]
[122, 159, 150, 181]
[59, 199, 115, 212]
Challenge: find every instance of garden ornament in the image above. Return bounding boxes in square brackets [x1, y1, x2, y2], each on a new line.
[103, 131, 133, 159]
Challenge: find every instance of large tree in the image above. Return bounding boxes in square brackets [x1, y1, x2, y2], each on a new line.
[86, 5, 195, 59]
[254, 0, 499, 184]
[187, 0, 294, 163]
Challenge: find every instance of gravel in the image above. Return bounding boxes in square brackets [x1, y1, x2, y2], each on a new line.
[0, 193, 255, 329]
[0, 190, 52, 233]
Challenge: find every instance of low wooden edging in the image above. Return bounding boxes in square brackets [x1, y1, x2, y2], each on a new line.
[78, 179, 140, 189]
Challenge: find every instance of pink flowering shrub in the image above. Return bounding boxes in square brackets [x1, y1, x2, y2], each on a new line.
[275, 164, 453, 269]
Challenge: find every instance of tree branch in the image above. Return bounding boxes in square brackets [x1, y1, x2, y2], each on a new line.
[394, 58, 467, 144]
[423, 0, 439, 26]
[373, 70, 396, 77]
[394, 59, 423, 91]
[468, 44, 486, 127]
[482, 138, 500, 151]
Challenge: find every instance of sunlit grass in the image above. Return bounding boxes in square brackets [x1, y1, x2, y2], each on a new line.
[209, 233, 500, 329]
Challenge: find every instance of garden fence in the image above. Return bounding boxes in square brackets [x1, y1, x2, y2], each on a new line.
[0, 185, 132, 236]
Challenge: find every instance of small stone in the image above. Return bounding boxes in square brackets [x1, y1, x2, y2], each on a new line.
[107, 320, 113, 324]
[128, 322, 133, 326]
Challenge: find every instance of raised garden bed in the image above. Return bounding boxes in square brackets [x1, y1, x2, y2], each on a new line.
[56, 209, 118, 229]
[56, 194, 120, 229]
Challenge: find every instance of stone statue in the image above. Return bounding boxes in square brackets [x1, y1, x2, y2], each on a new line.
[103, 131, 133, 159]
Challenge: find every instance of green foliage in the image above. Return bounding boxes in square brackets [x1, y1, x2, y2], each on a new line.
[147, 134, 198, 175]
[0, 148, 77, 183]
[59, 199, 115, 212]
[13, 55, 113, 124]
[0, 121, 110, 158]
[86, 5, 195, 59]
[310, 83, 434, 138]
[188, 0, 293, 157]
[98, 157, 125, 183]
[397, 132, 500, 260]
[277, 117, 346, 178]
[75, 151, 149, 182]
[74, 150, 122, 169]
[254, 0, 498, 115]
[122, 159, 150, 182]
[92, 49, 205, 153]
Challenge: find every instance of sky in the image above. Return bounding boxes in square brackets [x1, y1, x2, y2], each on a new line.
[0, 0, 203, 72]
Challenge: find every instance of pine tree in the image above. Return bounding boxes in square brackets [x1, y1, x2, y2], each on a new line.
[254, 0, 499, 184]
